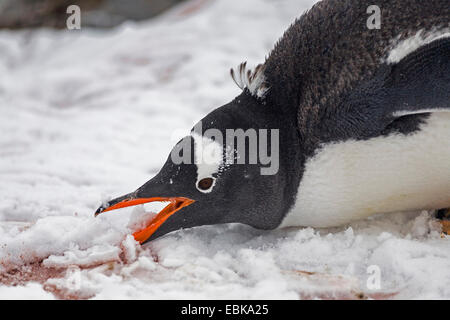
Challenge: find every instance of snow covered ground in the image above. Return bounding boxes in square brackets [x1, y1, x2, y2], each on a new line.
[1, 0, 450, 299]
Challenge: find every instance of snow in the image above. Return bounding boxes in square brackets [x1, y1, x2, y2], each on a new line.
[0, 282, 55, 300]
[1, 0, 449, 299]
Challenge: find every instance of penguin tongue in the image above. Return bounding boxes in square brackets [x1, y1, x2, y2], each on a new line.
[95, 196, 195, 244]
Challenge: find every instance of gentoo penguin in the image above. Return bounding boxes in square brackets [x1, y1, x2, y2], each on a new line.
[95, 0, 450, 244]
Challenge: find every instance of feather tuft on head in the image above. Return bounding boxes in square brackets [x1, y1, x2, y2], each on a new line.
[230, 62, 269, 99]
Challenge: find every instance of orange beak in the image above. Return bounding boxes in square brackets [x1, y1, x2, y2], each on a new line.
[95, 196, 195, 243]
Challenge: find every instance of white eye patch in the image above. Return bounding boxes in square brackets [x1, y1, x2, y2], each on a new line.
[191, 132, 223, 193]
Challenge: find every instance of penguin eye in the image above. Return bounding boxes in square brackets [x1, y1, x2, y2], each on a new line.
[197, 177, 214, 191]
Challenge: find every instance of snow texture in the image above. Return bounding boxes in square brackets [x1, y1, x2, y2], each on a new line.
[1, 0, 449, 299]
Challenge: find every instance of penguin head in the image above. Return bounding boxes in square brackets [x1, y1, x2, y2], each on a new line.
[95, 92, 294, 243]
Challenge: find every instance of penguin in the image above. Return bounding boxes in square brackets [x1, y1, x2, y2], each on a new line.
[95, 0, 450, 244]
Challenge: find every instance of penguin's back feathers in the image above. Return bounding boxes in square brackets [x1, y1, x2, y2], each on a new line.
[260, 0, 449, 152]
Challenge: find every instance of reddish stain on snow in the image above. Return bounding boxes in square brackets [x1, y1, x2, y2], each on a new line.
[0, 261, 65, 291]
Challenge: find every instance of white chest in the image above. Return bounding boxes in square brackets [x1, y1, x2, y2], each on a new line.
[280, 113, 450, 228]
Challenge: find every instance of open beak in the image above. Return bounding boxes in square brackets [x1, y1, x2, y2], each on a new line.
[95, 193, 195, 243]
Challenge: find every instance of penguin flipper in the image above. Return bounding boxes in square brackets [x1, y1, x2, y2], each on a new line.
[321, 36, 449, 141]
[383, 36, 450, 120]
